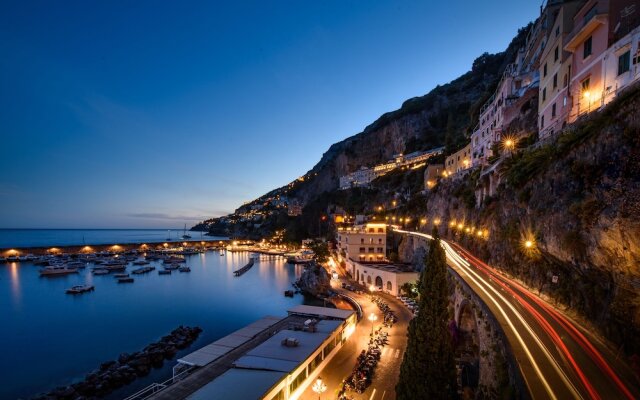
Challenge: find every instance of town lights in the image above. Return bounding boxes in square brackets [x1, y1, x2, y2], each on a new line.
[583, 90, 591, 100]
[312, 377, 327, 399]
[457, 223, 464, 230]
[434, 218, 441, 226]
[525, 240, 533, 248]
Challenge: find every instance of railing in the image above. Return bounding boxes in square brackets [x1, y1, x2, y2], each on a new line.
[123, 365, 195, 400]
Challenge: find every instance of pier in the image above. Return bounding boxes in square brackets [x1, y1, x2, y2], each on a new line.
[232, 259, 255, 277]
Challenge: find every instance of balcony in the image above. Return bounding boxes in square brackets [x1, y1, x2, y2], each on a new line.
[564, 11, 608, 52]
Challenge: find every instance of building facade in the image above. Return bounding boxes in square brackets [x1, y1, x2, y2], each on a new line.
[602, 25, 640, 104]
[424, 164, 444, 190]
[337, 223, 387, 262]
[345, 260, 418, 297]
[445, 144, 472, 176]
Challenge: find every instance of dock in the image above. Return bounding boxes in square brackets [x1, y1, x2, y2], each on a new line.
[232, 259, 255, 277]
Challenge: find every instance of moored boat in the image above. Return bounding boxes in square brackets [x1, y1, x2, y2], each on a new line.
[66, 285, 94, 294]
[92, 268, 109, 275]
[158, 270, 171, 275]
[114, 273, 130, 278]
[40, 266, 79, 276]
[178, 266, 191, 272]
[117, 277, 134, 283]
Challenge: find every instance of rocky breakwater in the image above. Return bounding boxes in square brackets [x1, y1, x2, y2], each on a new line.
[296, 262, 331, 297]
[33, 326, 202, 400]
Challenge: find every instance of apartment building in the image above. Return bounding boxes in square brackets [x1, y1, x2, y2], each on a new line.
[424, 164, 444, 189]
[564, 0, 638, 121]
[539, 1, 585, 138]
[336, 223, 386, 262]
[602, 25, 640, 104]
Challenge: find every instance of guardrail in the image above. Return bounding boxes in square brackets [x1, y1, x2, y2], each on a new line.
[123, 365, 195, 400]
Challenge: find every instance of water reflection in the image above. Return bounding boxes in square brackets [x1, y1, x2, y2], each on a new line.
[9, 262, 21, 304]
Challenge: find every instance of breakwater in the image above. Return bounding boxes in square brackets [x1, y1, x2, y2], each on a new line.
[233, 258, 255, 276]
[0, 239, 229, 257]
[33, 326, 202, 400]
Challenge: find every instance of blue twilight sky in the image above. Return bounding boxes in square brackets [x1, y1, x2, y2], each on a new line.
[0, 1, 540, 229]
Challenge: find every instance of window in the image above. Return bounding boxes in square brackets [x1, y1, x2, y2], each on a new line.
[618, 50, 630, 75]
[378, 238, 382, 244]
[555, 26, 560, 37]
[289, 368, 307, 394]
[582, 77, 590, 92]
[359, 247, 365, 253]
[541, 115, 545, 128]
[552, 103, 557, 118]
[377, 228, 383, 233]
[543, 63, 547, 77]
[563, 73, 568, 88]
[368, 247, 374, 253]
[377, 247, 383, 253]
[360, 238, 364, 244]
[583, 36, 592, 59]
[554, 46, 559, 62]
[553, 73, 558, 89]
[542, 87, 546, 101]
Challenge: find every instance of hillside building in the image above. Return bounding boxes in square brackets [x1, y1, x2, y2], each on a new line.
[336, 223, 387, 262]
[445, 144, 472, 176]
[424, 164, 444, 189]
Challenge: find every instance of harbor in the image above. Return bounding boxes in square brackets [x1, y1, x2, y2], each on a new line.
[0, 248, 309, 399]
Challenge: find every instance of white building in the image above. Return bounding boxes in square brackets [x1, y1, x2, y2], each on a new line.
[602, 26, 640, 107]
[337, 223, 387, 262]
[345, 260, 418, 297]
[338, 166, 375, 189]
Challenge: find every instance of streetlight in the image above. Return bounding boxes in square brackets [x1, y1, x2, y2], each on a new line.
[312, 377, 327, 400]
[368, 313, 378, 336]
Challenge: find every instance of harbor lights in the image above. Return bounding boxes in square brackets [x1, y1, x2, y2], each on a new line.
[312, 377, 327, 400]
[368, 313, 378, 336]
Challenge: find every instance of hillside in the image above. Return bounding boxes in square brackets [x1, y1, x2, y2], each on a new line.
[193, 24, 533, 237]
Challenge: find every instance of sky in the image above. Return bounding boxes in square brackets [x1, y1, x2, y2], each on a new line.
[0, 0, 540, 229]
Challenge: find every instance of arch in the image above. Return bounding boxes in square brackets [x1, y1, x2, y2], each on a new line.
[455, 299, 480, 394]
[386, 281, 392, 292]
[356, 270, 360, 282]
[367, 275, 372, 284]
[375, 276, 383, 288]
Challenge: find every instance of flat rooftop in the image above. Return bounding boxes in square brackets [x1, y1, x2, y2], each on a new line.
[287, 304, 354, 320]
[357, 262, 417, 274]
[150, 306, 350, 400]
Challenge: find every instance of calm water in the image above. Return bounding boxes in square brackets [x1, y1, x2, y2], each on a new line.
[0, 252, 306, 399]
[0, 229, 225, 249]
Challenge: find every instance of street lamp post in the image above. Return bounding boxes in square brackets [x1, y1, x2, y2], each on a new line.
[368, 312, 378, 336]
[312, 377, 327, 400]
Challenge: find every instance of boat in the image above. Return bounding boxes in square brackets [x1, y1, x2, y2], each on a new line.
[178, 266, 191, 272]
[284, 290, 294, 297]
[132, 259, 150, 265]
[118, 277, 134, 283]
[158, 270, 171, 275]
[40, 266, 79, 276]
[181, 224, 192, 239]
[66, 284, 94, 294]
[92, 268, 109, 275]
[67, 261, 87, 269]
[163, 264, 180, 270]
[114, 273, 130, 278]
[132, 266, 155, 275]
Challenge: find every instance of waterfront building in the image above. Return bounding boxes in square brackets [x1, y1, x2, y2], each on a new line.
[564, 0, 639, 122]
[337, 223, 387, 262]
[424, 164, 444, 190]
[345, 260, 418, 297]
[445, 143, 472, 176]
[168, 306, 356, 400]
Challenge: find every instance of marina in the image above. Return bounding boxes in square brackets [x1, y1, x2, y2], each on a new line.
[0, 248, 308, 399]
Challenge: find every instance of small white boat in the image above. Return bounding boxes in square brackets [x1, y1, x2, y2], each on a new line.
[92, 268, 109, 275]
[40, 266, 79, 276]
[66, 285, 94, 294]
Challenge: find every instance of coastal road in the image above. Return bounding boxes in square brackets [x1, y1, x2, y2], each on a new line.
[394, 228, 640, 399]
[299, 274, 413, 400]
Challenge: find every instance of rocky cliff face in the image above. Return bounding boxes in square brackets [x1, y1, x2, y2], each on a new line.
[416, 86, 640, 354]
[296, 262, 331, 297]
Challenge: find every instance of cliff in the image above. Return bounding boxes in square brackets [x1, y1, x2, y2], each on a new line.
[412, 86, 640, 355]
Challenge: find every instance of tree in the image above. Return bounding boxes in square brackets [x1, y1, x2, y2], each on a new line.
[396, 227, 456, 399]
[309, 241, 329, 264]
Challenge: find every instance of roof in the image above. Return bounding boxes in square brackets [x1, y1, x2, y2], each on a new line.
[243, 328, 332, 363]
[287, 305, 354, 320]
[358, 263, 417, 274]
[178, 316, 283, 367]
[187, 369, 286, 400]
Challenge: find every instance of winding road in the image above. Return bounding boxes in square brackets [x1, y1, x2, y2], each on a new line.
[394, 228, 640, 400]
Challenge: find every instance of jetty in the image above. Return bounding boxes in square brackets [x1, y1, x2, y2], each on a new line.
[232, 259, 255, 277]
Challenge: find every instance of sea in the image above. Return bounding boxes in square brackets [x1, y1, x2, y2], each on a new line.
[0, 249, 309, 399]
[0, 229, 223, 249]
